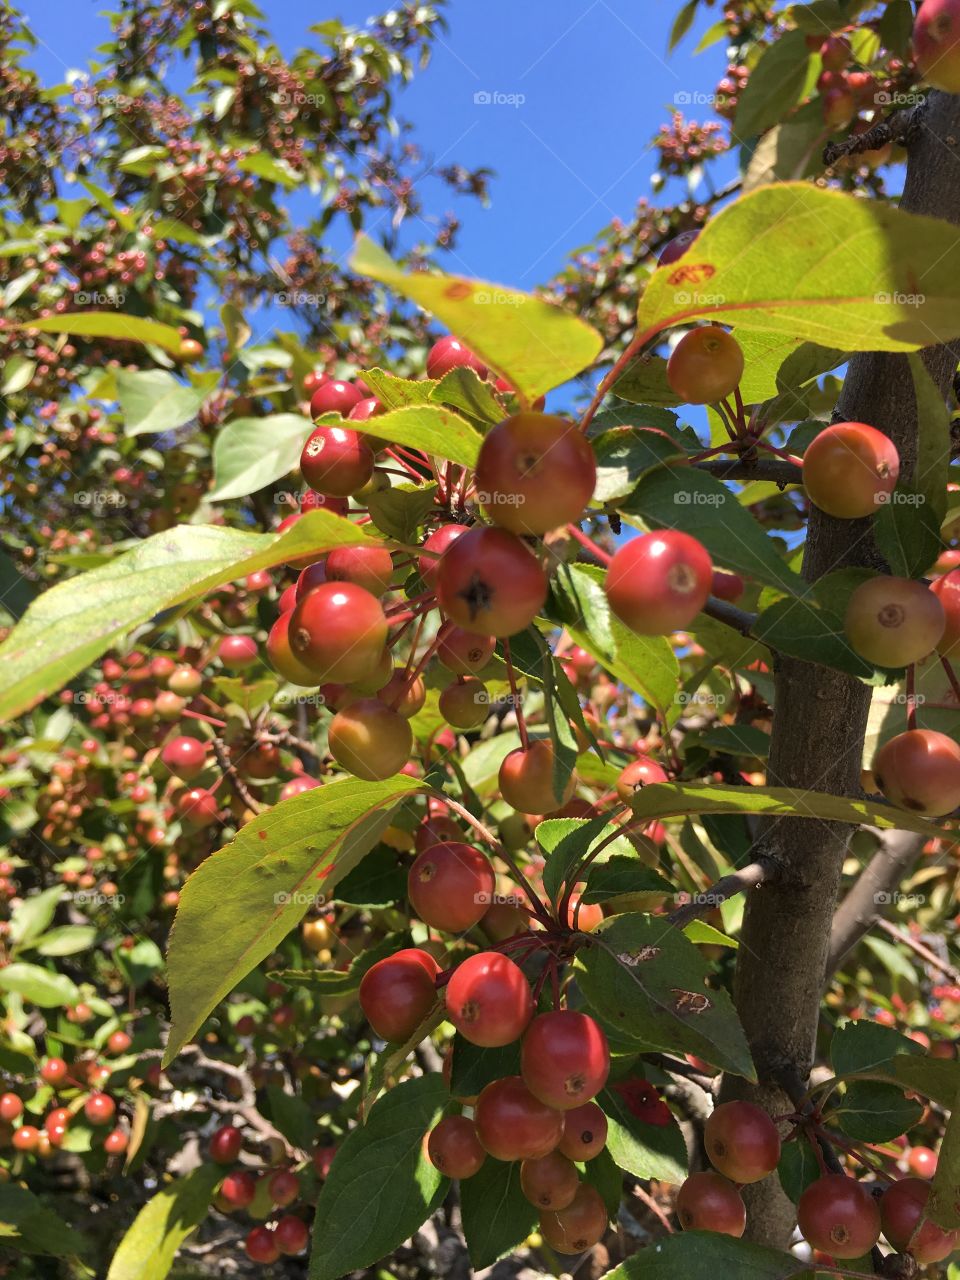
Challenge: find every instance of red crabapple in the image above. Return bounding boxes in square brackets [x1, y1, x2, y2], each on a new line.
[558, 1102, 607, 1161]
[474, 412, 597, 534]
[427, 1115, 487, 1178]
[426, 336, 487, 380]
[521, 1011, 610, 1110]
[677, 1172, 746, 1236]
[666, 327, 744, 404]
[914, 0, 960, 93]
[328, 699, 413, 780]
[802, 422, 899, 518]
[520, 1150, 580, 1209]
[797, 1175, 881, 1259]
[310, 379, 363, 418]
[407, 842, 495, 933]
[703, 1100, 781, 1184]
[358, 948, 440, 1042]
[539, 1183, 608, 1253]
[499, 740, 575, 814]
[873, 729, 960, 816]
[474, 1076, 565, 1161]
[606, 531, 712, 634]
[300, 424, 374, 496]
[436, 526, 548, 637]
[445, 951, 534, 1046]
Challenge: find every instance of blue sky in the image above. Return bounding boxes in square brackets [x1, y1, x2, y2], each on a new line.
[20, 1, 736, 291]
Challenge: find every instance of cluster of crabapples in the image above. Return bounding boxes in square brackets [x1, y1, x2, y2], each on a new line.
[208, 1124, 311, 1263]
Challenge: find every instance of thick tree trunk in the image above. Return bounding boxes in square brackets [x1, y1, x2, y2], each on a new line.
[723, 90, 960, 1247]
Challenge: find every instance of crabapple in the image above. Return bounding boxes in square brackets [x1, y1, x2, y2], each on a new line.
[676, 1172, 746, 1236]
[520, 1150, 580, 1209]
[419, 523, 468, 587]
[40, 1057, 69, 1086]
[358, 948, 440, 1042]
[288, 582, 387, 683]
[881, 1177, 958, 1262]
[221, 1170, 257, 1208]
[439, 677, 489, 729]
[906, 1145, 938, 1177]
[426, 335, 487, 380]
[436, 622, 496, 674]
[415, 813, 462, 853]
[802, 422, 899, 518]
[844, 576, 944, 667]
[209, 1124, 243, 1164]
[436, 526, 548, 637]
[914, 0, 960, 93]
[474, 1076, 565, 1161]
[301, 424, 374, 496]
[445, 951, 534, 1046]
[711, 570, 744, 602]
[521, 1011, 610, 1109]
[427, 1115, 487, 1178]
[539, 1183, 608, 1253]
[474, 412, 597, 534]
[218, 634, 258, 670]
[106, 1030, 132, 1055]
[873, 729, 960, 815]
[703, 1100, 781, 1184]
[499, 740, 575, 814]
[84, 1093, 116, 1126]
[328, 699, 413, 780]
[606, 531, 712, 635]
[245, 1225, 280, 1264]
[324, 544, 394, 595]
[658, 229, 699, 265]
[12, 1125, 40, 1152]
[797, 1174, 881, 1258]
[274, 1215, 309, 1255]
[0, 1094, 22, 1122]
[666, 326, 744, 404]
[930, 567, 960, 655]
[104, 1128, 128, 1155]
[266, 610, 320, 686]
[377, 668, 426, 718]
[407, 842, 495, 933]
[160, 736, 207, 781]
[615, 755, 669, 804]
[176, 787, 220, 829]
[558, 1102, 608, 1161]
[309, 379, 363, 418]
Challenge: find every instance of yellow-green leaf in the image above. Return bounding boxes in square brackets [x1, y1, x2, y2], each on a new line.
[23, 311, 184, 355]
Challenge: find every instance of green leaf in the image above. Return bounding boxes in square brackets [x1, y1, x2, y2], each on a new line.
[892, 1054, 960, 1109]
[622, 467, 803, 596]
[537, 816, 636, 907]
[9, 886, 63, 949]
[579, 914, 754, 1078]
[265, 1084, 316, 1149]
[163, 776, 421, 1066]
[270, 931, 405, 996]
[116, 369, 207, 437]
[359, 367, 438, 410]
[351, 234, 603, 403]
[106, 1164, 222, 1280]
[668, 0, 698, 49]
[830, 1020, 920, 1079]
[450, 1037, 522, 1099]
[581, 1143, 624, 1215]
[1, 354, 36, 394]
[367, 482, 439, 543]
[460, 1158, 537, 1269]
[908, 352, 950, 524]
[308, 1075, 448, 1280]
[0, 1184, 87, 1256]
[873, 491, 942, 578]
[208, 414, 311, 501]
[599, 1086, 688, 1183]
[237, 151, 299, 187]
[0, 963, 78, 1008]
[777, 1136, 820, 1203]
[23, 311, 184, 355]
[638, 184, 960, 353]
[930, 1084, 960, 1230]
[743, 116, 827, 193]
[733, 32, 813, 140]
[0, 512, 375, 723]
[33, 925, 96, 957]
[751, 590, 874, 681]
[582, 858, 674, 903]
[604, 1231, 810, 1279]
[836, 1080, 922, 1143]
[592, 427, 687, 503]
[431, 366, 504, 423]
[696, 725, 771, 758]
[355, 404, 481, 468]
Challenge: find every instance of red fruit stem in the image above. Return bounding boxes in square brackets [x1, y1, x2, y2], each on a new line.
[383, 448, 426, 482]
[566, 523, 612, 566]
[391, 634, 442, 708]
[906, 663, 918, 731]
[754, 438, 802, 466]
[502, 638, 529, 751]
[401, 611, 429, 679]
[386, 588, 435, 616]
[940, 654, 960, 705]
[713, 399, 739, 441]
[733, 385, 747, 433]
[181, 708, 227, 728]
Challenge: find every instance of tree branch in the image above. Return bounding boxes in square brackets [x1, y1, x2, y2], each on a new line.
[823, 103, 924, 169]
[873, 916, 960, 984]
[827, 828, 925, 975]
[666, 859, 776, 929]
[702, 596, 759, 637]
[692, 458, 801, 485]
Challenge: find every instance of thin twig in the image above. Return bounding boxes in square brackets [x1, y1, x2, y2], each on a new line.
[666, 859, 775, 929]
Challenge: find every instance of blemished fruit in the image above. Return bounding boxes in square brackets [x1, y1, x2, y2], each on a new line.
[474, 412, 597, 534]
[474, 1076, 565, 1161]
[324, 543, 394, 595]
[703, 1101, 781, 1184]
[266, 610, 320, 686]
[521, 1012, 610, 1109]
[520, 1150, 580, 1209]
[539, 1183, 608, 1253]
[606, 531, 713, 634]
[218, 634, 258, 670]
[797, 1175, 882, 1259]
[288, 582, 388, 683]
[358, 948, 440, 1042]
[615, 755, 669, 804]
[666, 326, 744, 404]
[914, 0, 960, 93]
[445, 951, 534, 1047]
[676, 1172, 746, 1236]
[427, 1115, 487, 1178]
[160, 735, 207, 781]
[873, 729, 960, 815]
[274, 1215, 310, 1255]
[209, 1124, 243, 1164]
[328, 699, 413, 780]
[931, 567, 960, 656]
[245, 1225, 280, 1264]
[844, 576, 945, 667]
[558, 1102, 608, 1161]
[301, 424, 374, 496]
[436, 622, 496, 674]
[309, 379, 363, 418]
[407, 841, 495, 933]
[426, 335, 487, 380]
[436, 526, 548, 637]
[439, 677, 489, 729]
[802, 422, 900, 518]
[499, 740, 576, 814]
[880, 1177, 959, 1262]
